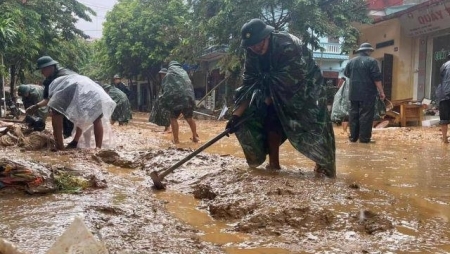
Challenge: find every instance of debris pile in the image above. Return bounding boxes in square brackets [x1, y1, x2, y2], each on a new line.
[0, 121, 54, 150]
[0, 158, 107, 194]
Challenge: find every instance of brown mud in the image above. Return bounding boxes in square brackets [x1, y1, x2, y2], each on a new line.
[1, 112, 450, 253]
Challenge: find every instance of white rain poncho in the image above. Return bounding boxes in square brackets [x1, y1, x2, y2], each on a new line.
[48, 74, 117, 148]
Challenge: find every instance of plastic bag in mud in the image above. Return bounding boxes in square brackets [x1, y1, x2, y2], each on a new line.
[48, 74, 116, 148]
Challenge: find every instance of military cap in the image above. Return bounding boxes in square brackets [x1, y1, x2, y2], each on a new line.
[17, 84, 31, 97]
[356, 43, 374, 52]
[113, 74, 121, 79]
[168, 61, 180, 67]
[36, 56, 58, 70]
[240, 18, 274, 48]
[158, 68, 168, 74]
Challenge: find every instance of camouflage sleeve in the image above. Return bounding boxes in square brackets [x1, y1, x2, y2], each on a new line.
[28, 91, 41, 105]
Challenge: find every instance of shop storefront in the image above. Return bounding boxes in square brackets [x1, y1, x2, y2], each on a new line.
[399, 0, 450, 100]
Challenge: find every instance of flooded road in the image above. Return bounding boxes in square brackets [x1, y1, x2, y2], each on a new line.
[1, 113, 450, 253]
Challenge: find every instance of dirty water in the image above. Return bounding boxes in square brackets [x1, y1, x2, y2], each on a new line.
[0, 113, 450, 253]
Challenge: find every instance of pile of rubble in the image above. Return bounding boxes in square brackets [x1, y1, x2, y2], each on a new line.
[0, 121, 54, 150]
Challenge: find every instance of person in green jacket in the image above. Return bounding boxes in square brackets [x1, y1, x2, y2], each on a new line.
[18, 84, 48, 121]
[99, 83, 132, 125]
[159, 61, 199, 144]
[225, 18, 336, 177]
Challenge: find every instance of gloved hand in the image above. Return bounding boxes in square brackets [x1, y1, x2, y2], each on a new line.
[26, 104, 39, 115]
[225, 115, 241, 134]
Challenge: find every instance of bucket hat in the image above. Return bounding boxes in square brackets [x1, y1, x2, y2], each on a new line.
[240, 19, 274, 48]
[36, 56, 58, 70]
[158, 68, 168, 74]
[168, 61, 180, 67]
[356, 43, 374, 52]
[113, 74, 121, 79]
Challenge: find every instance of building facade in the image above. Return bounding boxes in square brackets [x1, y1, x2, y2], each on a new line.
[354, 0, 450, 102]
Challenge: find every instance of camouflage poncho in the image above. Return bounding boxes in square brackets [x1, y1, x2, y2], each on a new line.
[159, 61, 195, 113]
[103, 84, 132, 124]
[149, 92, 170, 127]
[234, 31, 336, 177]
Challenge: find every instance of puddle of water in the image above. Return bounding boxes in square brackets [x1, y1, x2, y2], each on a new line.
[179, 123, 450, 222]
[156, 191, 246, 244]
[155, 191, 290, 253]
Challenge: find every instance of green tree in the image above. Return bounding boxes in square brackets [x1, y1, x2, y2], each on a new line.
[0, 17, 17, 76]
[101, 0, 190, 108]
[0, 0, 95, 95]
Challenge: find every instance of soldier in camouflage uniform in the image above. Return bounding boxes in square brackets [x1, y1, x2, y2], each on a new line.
[100, 83, 132, 125]
[159, 61, 199, 144]
[18, 84, 48, 121]
[225, 18, 336, 177]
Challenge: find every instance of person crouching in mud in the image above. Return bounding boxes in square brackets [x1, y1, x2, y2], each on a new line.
[26, 56, 76, 140]
[29, 73, 116, 151]
[225, 18, 336, 177]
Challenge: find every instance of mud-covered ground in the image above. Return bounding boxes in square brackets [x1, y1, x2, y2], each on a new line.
[1, 112, 450, 253]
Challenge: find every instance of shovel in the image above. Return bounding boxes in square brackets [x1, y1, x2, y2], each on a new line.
[149, 113, 253, 190]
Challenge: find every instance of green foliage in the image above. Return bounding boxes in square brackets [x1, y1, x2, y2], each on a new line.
[54, 171, 90, 194]
[102, 0, 190, 81]
[0, 16, 17, 76]
[0, 0, 95, 87]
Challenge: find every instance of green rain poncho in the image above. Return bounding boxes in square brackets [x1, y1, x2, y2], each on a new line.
[149, 96, 170, 127]
[159, 61, 195, 113]
[234, 31, 336, 177]
[102, 84, 132, 124]
[149, 73, 170, 127]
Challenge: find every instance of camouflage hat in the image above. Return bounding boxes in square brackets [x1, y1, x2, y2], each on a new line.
[102, 83, 113, 90]
[36, 56, 58, 70]
[158, 68, 168, 74]
[17, 84, 31, 96]
[356, 43, 374, 52]
[95, 81, 112, 90]
[240, 18, 274, 48]
[113, 74, 121, 79]
[168, 61, 180, 67]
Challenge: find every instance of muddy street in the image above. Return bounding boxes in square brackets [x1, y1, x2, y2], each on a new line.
[1, 112, 450, 253]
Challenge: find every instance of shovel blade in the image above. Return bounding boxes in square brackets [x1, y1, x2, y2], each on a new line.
[149, 171, 165, 190]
